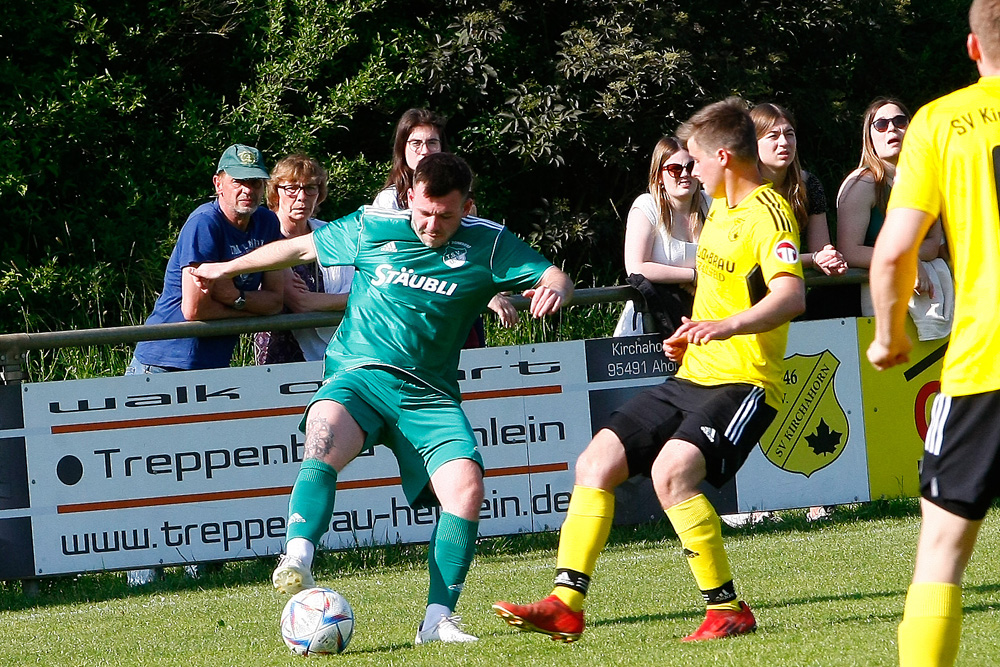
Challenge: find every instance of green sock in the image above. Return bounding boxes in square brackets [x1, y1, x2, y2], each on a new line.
[427, 512, 479, 610]
[285, 459, 338, 545]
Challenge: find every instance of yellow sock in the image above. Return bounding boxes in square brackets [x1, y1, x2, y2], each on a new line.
[666, 494, 740, 611]
[898, 582, 962, 667]
[550, 486, 615, 612]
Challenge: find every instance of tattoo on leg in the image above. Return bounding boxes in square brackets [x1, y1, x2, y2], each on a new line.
[305, 415, 336, 461]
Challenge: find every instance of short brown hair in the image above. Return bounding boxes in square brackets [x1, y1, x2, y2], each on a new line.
[266, 154, 329, 211]
[412, 152, 473, 199]
[677, 97, 758, 163]
[970, 0, 1000, 65]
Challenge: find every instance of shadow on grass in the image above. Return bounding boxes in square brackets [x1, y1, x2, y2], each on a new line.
[0, 497, 963, 614]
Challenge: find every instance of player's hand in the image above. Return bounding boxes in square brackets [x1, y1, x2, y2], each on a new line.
[662, 330, 688, 362]
[187, 264, 218, 293]
[488, 293, 520, 328]
[523, 285, 565, 318]
[671, 316, 735, 346]
[866, 335, 912, 370]
[189, 262, 229, 291]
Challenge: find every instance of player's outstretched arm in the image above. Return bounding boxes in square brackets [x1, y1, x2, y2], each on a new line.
[672, 273, 806, 349]
[523, 266, 574, 318]
[867, 207, 937, 370]
[190, 234, 318, 292]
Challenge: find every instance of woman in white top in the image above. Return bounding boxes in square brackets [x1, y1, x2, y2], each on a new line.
[614, 136, 707, 337]
[374, 109, 517, 338]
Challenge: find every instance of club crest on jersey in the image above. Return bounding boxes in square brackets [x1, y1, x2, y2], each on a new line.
[442, 242, 469, 268]
[774, 240, 799, 264]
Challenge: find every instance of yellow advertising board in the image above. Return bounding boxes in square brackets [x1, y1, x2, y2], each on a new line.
[856, 317, 947, 499]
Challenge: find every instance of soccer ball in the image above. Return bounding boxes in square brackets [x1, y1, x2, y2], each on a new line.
[280, 587, 355, 655]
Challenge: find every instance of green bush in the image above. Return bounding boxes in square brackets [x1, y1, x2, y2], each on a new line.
[0, 0, 975, 371]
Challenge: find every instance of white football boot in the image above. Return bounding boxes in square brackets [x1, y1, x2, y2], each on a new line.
[271, 554, 315, 594]
[415, 615, 478, 644]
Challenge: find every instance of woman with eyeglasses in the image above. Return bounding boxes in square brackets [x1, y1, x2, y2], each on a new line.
[374, 108, 448, 209]
[375, 109, 517, 342]
[613, 136, 708, 337]
[254, 154, 352, 364]
[752, 103, 846, 277]
[837, 98, 942, 315]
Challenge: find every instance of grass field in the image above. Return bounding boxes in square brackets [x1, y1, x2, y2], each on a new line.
[2, 501, 998, 667]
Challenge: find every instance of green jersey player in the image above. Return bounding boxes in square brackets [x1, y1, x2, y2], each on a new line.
[191, 152, 572, 645]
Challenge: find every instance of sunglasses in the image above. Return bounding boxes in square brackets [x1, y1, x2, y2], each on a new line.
[871, 114, 909, 132]
[662, 160, 695, 178]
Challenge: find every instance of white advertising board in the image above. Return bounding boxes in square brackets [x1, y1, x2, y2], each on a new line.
[0, 321, 882, 580]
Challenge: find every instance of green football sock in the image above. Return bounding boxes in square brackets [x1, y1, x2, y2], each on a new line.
[427, 512, 479, 610]
[285, 459, 338, 545]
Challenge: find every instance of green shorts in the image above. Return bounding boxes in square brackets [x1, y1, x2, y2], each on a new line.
[302, 366, 484, 509]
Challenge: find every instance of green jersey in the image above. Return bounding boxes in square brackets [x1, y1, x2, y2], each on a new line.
[312, 206, 553, 399]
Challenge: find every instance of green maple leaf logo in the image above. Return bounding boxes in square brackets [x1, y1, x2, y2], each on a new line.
[805, 418, 842, 456]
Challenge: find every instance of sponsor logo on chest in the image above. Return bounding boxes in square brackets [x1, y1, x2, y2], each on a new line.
[371, 263, 459, 295]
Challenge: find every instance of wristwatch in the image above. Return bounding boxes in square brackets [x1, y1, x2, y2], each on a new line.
[233, 289, 247, 311]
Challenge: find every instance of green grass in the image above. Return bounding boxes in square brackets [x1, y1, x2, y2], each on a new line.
[3, 500, 998, 666]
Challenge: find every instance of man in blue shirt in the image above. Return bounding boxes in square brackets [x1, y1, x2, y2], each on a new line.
[130, 144, 284, 372]
[124, 145, 283, 586]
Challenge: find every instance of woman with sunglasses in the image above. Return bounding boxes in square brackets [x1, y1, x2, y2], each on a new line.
[837, 98, 942, 315]
[752, 103, 846, 277]
[613, 136, 708, 337]
[255, 154, 352, 364]
[374, 109, 517, 342]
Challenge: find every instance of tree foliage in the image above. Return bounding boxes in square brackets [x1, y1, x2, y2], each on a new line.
[1, 0, 974, 338]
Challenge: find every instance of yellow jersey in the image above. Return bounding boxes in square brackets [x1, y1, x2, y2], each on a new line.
[678, 183, 803, 408]
[890, 77, 1000, 396]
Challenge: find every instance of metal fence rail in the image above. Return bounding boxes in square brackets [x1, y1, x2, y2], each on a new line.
[0, 270, 868, 383]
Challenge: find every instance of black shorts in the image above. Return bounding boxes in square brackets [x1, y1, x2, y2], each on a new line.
[921, 390, 1000, 520]
[605, 377, 777, 488]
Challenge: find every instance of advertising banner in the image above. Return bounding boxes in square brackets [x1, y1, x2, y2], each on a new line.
[0, 317, 941, 580]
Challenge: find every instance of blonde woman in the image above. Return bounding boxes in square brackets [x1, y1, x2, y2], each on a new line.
[837, 98, 942, 315]
[613, 137, 708, 337]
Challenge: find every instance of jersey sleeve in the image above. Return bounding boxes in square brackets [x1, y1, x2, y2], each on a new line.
[312, 209, 363, 267]
[753, 211, 804, 284]
[889, 107, 942, 217]
[490, 228, 554, 291]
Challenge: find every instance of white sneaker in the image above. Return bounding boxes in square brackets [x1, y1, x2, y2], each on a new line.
[414, 615, 478, 644]
[126, 567, 162, 587]
[272, 554, 315, 594]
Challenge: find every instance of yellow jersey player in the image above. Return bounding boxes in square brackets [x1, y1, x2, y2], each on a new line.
[493, 98, 804, 643]
[868, 2, 1000, 665]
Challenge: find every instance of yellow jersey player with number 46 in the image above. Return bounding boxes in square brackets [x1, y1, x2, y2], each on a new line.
[494, 98, 804, 644]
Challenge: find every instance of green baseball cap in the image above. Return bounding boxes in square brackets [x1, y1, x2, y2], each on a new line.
[216, 144, 270, 180]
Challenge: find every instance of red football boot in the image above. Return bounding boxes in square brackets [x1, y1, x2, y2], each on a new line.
[682, 601, 757, 641]
[492, 595, 585, 642]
